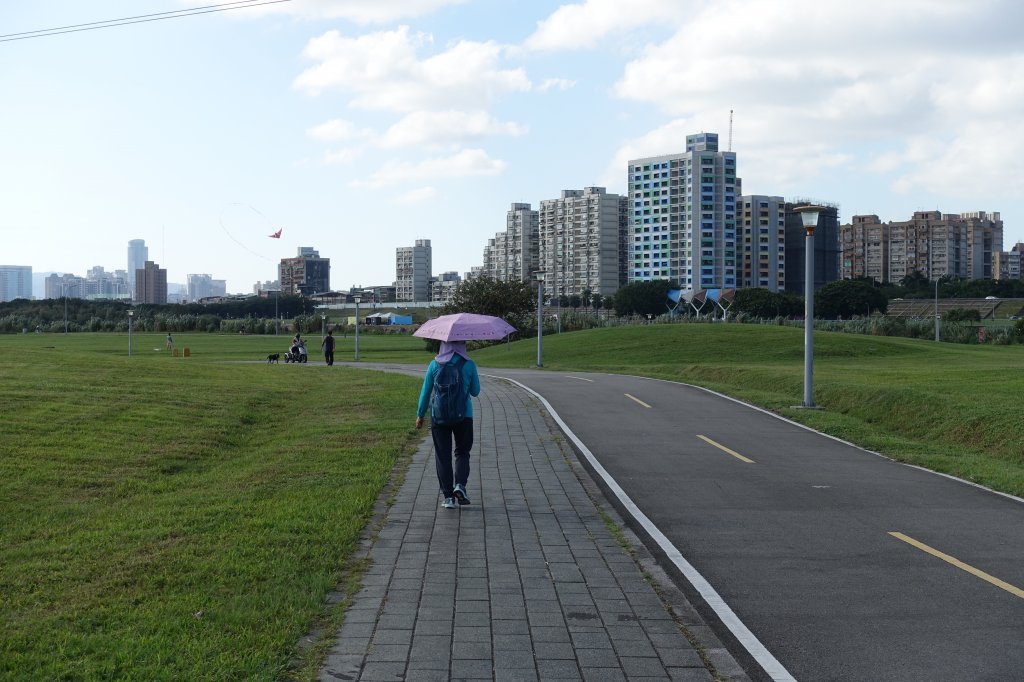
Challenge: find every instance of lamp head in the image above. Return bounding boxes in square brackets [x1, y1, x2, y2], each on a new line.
[795, 205, 823, 235]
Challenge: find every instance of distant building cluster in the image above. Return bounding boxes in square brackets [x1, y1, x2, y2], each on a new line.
[8, 132, 1019, 306]
[464, 131, 1012, 302]
[841, 211, 1008, 283]
[468, 132, 848, 302]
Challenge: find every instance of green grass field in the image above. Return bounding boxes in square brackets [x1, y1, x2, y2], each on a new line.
[2, 326, 1022, 680]
[0, 333, 425, 681]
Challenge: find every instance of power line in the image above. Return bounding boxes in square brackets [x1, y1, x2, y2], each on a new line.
[1, 0, 292, 43]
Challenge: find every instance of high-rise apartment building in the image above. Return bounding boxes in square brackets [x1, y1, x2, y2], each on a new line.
[127, 240, 148, 297]
[430, 271, 461, 305]
[135, 261, 168, 304]
[482, 203, 540, 282]
[538, 187, 628, 301]
[785, 201, 840, 293]
[187, 274, 227, 301]
[279, 247, 330, 296]
[961, 211, 1003, 280]
[0, 265, 32, 302]
[994, 242, 1023, 280]
[840, 210, 1001, 283]
[628, 132, 739, 289]
[738, 196, 785, 291]
[45, 273, 85, 299]
[84, 266, 130, 299]
[841, 215, 891, 282]
[396, 239, 432, 302]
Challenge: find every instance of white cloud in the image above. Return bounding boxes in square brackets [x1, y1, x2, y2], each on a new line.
[602, 0, 1024, 200]
[294, 27, 530, 111]
[538, 78, 576, 93]
[323, 147, 363, 165]
[524, 0, 691, 51]
[353, 148, 506, 189]
[395, 186, 437, 204]
[380, 110, 526, 150]
[196, 0, 469, 25]
[889, 122, 1024, 197]
[306, 119, 371, 142]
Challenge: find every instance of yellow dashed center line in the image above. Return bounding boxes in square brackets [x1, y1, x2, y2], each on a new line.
[624, 393, 652, 408]
[889, 532, 1024, 599]
[697, 435, 756, 464]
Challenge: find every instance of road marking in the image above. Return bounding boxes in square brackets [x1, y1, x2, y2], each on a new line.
[889, 532, 1024, 599]
[697, 435, 756, 464]
[624, 393, 652, 408]
[500, 376, 797, 682]
[566, 376, 594, 382]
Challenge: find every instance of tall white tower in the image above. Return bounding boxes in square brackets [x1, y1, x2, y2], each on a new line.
[127, 240, 148, 296]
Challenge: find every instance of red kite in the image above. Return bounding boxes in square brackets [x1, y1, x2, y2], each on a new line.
[269, 229, 282, 238]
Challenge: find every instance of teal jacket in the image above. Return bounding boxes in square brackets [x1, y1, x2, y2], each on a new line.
[417, 356, 481, 419]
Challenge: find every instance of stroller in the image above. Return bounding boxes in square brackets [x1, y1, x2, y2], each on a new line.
[284, 340, 308, 363]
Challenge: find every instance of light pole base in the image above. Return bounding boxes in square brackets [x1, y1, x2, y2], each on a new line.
[790, 404, 824, 411]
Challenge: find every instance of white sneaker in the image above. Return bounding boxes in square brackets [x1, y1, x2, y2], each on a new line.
[442, 497, 457, 509]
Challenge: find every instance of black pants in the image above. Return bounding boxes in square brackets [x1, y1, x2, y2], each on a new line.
[432, 418, 473, 498]
[324, 349, 334, 365]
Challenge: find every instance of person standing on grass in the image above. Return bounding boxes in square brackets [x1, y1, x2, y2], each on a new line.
[321, 329, 335, 366]
[415, 340, 481, 510]
[166, 333, 173, 350]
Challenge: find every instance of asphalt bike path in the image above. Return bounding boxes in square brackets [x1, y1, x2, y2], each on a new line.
[485, 368, 1024, 682]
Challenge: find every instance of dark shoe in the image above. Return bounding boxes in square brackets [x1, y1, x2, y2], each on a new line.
[453, 484, 470, 506]
[442, 497, 457, 509]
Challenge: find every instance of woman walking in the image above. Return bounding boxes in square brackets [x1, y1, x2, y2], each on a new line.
[415, 340, 481, 509]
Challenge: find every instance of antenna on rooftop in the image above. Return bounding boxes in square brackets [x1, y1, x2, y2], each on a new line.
[728, 109, 734, 152]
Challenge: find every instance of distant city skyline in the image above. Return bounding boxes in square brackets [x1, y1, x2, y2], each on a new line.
[4, 1, 1023, 294]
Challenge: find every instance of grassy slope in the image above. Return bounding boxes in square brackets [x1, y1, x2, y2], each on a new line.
[0, 334, 421, 680]
[472, 324, 1024, 497]
[2, 326, 1021, 678]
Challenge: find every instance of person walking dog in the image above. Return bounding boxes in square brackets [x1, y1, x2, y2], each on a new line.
[415, 340, 480, 509]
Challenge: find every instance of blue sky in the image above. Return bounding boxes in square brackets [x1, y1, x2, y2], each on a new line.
[4, 0, 1023, 296]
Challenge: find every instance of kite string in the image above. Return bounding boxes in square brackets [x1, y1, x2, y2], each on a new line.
[219, 203, 275, 262]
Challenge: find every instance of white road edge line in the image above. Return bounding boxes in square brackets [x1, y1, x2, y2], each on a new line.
[491, 374, 798, 682]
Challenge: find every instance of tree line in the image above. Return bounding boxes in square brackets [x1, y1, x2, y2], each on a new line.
[0, 296, 315, 334]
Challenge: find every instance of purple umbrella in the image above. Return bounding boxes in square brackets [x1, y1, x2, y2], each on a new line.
[413, 313, 517, 342]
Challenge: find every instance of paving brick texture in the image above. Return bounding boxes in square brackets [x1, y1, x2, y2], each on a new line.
[319, 373, 746, 682]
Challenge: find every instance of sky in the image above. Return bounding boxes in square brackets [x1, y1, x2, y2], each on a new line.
[3, 0, 1023, 296]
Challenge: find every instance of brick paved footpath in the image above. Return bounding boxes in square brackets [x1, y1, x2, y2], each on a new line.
[319, 372, 750, 682]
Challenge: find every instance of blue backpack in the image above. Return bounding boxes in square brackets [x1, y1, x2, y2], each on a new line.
[431, 356, 468, 426]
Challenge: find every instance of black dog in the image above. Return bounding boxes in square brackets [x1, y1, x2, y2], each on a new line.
[267, 353, 280, 364]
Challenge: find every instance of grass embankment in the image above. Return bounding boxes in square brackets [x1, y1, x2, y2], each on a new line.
[0, 334, 422, 681]
[471, 324, 1024, 497]
[2, 326, 1022, 679]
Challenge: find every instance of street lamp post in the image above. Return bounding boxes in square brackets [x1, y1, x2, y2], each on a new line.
[354, 297, 361, 361]
[535, 272, 544, 368]
[934, 278, 940, 342]
[795, 205, 822, 409]
[321, 314, 326, 339]
[127, 310, 134, 357]
[275, 289, 279, 336]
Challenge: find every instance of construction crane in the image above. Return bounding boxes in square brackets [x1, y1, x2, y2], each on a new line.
[728, 109, 734, 151]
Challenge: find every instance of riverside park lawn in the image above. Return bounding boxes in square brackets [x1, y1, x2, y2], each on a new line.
[1, 327, 1021, 680]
